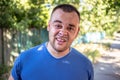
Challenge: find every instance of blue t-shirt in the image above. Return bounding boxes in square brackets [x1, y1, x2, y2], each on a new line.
[11, 43, 94, 80]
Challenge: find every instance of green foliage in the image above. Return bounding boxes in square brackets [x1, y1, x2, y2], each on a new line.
[102, 43, 111, 50]
[1, 0, 119, 35]
[74, 43, 101, 63]
[84, 49, 101, 63]
[51, 0, 80, 5]
[0, 0, 13, 28]
[106, 0, 120, 13]
[0, 65, 11, 80]
[79, 0, 120, 36]
[0, 64, 11, 76]
[0, 0, 49, 30]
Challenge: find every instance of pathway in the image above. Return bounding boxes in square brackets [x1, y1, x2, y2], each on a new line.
[94, 36, 120, 80]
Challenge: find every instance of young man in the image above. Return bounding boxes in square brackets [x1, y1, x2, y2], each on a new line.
[9, 4, 94, 80]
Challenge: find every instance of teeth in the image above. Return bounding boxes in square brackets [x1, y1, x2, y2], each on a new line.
[57, 38, 67, 42]
[63, 38, 67, 41]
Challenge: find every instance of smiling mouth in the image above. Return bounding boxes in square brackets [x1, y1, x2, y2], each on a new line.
[56, 37, 67, 44]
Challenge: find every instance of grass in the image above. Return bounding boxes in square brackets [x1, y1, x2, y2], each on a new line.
[74, 43, 108, 63]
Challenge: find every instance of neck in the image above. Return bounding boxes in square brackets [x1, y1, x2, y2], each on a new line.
[46, 42, 70, 58]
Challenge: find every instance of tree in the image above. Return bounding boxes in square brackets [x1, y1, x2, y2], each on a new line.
[0, 0, 49, 30]
[78, 0, 120, 36]
[106, 0, 120, 31]
[0, 0, 12, 64]
[0, 0, 49, 64]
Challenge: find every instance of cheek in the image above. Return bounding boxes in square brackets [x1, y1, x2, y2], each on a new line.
[69, 33, 77, 41]
[49, 29, 58, 37]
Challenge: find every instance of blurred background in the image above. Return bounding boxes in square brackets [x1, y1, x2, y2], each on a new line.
[0, 0, 120, 80]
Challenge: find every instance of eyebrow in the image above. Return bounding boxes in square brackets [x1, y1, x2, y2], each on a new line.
[53, 20, 76, 27]
[53, 20, 62, 23]
[69, 24, 75, 27]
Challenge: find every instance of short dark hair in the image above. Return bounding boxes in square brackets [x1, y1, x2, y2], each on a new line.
[51, 4, 80, 21]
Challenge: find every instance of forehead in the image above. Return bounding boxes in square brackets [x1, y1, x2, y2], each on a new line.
[50, 9, 79, 24]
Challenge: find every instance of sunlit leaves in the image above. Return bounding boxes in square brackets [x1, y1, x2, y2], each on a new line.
[79, 0, 120, 36]
[0, 0, 49, 30]
[0, 0, 119, 35]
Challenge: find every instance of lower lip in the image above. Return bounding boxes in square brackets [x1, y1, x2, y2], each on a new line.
[56, 39, 65, 45]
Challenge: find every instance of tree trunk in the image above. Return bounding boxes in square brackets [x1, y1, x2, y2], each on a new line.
[1, 28, 5, 64]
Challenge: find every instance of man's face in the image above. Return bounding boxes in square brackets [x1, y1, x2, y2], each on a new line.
[47, 9, 80, 52]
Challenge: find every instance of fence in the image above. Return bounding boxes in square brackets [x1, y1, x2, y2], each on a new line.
[0, 28, 48, 65]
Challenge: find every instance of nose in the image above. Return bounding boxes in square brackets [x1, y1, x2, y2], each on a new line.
[58, 28, 68, 36]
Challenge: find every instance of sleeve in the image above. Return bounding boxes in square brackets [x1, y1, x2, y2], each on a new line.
[11, 55, 22, 80]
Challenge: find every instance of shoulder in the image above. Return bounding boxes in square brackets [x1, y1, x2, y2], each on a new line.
[21, 43, 46, 55]
[71, 48, 93, 70]
[12, 43, 47, 67]
[16, 43, 46, 60]
[70, 48, 92, 64]
[70, 48, 87, 59]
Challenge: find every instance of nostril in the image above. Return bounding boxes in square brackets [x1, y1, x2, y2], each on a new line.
[59, 30, 67, 36]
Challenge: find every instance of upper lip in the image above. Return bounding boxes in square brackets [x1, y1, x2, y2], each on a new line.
[56, 36, 68, 42]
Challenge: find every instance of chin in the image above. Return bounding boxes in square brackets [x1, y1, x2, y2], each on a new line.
[55, 46, 69, 52]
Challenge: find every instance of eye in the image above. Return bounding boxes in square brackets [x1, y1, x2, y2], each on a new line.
[67, 26, 75, 31]
[54, 24, 62, 29]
